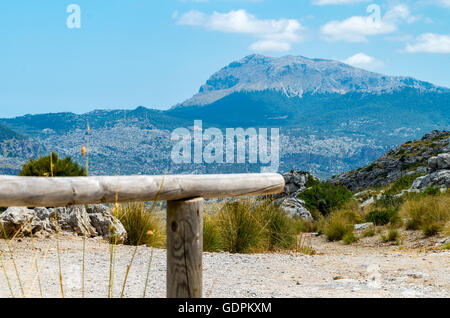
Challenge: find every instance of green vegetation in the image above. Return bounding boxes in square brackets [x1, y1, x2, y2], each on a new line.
[324, 209, 360, 242]
[298, 182, 352, 217]
[365, 209, 398, 226]
[381, 229, 400, 244]
[114, 202, 165, 247]
[385, 174, 424, 195]
[362, 227, 375, 237]
[19, 152, 86, 177]
[400, 194, 450, 237]
[202, 198, 304, 253]
[343, 232, 359, 244]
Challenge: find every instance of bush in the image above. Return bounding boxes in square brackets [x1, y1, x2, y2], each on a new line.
[362, 227, 375, 238]
[324, 210, 357, 242]
[209, 198, 301, 253]
[260, 202, 298, 250]
[217, 200, 265, 253]
[19, 152, 86, 177]
[386, 174, 424, 195]
[422, 222, 441, 237]
[400, 195, 450, 236]
[381, 229, 400, 243]
[375, 194, 404, 210]
[343, 232, 359, 244]
[114, 202, 165, 247]
[298, 182, 352, 217]
[365, 209, 397, 226]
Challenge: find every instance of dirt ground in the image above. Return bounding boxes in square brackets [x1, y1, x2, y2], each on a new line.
[0, 230, 448, 298]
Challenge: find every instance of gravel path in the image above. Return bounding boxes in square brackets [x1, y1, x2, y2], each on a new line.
[1, 234, 449, 298]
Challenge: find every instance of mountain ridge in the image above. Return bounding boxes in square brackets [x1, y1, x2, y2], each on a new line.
[176, 54, 448, 108]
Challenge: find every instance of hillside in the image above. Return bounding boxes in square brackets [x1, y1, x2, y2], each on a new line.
[0, 124, 23, 142]
[329, 130, 450, 191]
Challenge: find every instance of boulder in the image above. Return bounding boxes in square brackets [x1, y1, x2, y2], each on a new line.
[273, 171, 313, 199]
[354, 222, 374, 231]
[410, 170, 450, 190]
[86, 205, 127, 244]
[279, 198, 313, 221]
[0, 207, 48, 237]
[428, 153, 450, 171]
[0, 204, 127, 243]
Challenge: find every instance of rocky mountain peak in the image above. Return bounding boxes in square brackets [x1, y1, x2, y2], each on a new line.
[177, 54, 445, 107]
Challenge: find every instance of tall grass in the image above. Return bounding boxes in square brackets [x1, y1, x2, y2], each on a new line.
[114, 202, 165, 248]
[203, 198, 303, 253]
[400, 194, 450, 236]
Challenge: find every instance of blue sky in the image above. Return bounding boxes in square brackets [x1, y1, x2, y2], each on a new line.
[0, 0, 449, 117]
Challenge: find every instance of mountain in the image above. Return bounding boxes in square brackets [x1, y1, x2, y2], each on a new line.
[0, 54, 448, 178]
[177, 54, 446, 108]
[0, 124, 24, 142]
[329, 130, 450, 191]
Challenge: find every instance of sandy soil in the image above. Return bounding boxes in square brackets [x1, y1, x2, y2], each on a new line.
[0, 231, 449, 298]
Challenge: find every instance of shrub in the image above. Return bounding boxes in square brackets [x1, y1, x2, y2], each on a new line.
[217, 200, 265, 253]
[400, 195, 450, 235]
[423, 187, 440, 196]
[375, 194, 404, 210]
[114, 202, 165, 247]
[422, 222, 441, 237]
[343, 232, 359, 244]
[365, 209, 397, 226]
[210, 198, 301, 253]
[298, 182, 352, 217]
[362, 227, 375, 237]
[386, 174, 423, 195]
[260, 202, 298, 250]
[381, 229, 400, 243]
[443, 243, 450, 250]
[324, 210, 357, 242]
[19, 152, 86, 177]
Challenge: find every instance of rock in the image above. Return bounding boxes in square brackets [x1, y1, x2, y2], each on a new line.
[65, 206, 97, 237]
[273, 171, 315, 199]
[86, 205, 127, 244]
[354, 222, 374, 231]
[410, 170, 450, 190]
[279, 198, 313, 221]
[0, 207, 48, 237]
[329, 131, 450, 192]
[428, 153, 450, 171]
[0, 204, 126, 243]
[435, 237, 450, 246]
[360, 197, 374, 208]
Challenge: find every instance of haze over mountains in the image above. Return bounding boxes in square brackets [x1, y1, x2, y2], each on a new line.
[0, 54, 449, 178]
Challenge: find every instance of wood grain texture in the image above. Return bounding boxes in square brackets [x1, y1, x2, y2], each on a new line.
[0, 173, 284, 207]
[166, 198, 203, 298]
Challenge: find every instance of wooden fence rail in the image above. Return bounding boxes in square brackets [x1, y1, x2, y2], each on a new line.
[0, 173, 285, 298]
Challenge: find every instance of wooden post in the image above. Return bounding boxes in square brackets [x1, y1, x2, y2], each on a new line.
[166, 197, 204, 298]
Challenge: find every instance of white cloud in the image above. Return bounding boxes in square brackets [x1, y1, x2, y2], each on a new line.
[343, 53, 384, 70]
[177, 9, 304, 52]
[438, 0, 450, 7]
[405, 33, 450, 53]
[313, 0, 369, 5]
[320, 4, 417, 42]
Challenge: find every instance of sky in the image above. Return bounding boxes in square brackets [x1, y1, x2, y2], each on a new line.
[0, 0, 449, 118]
